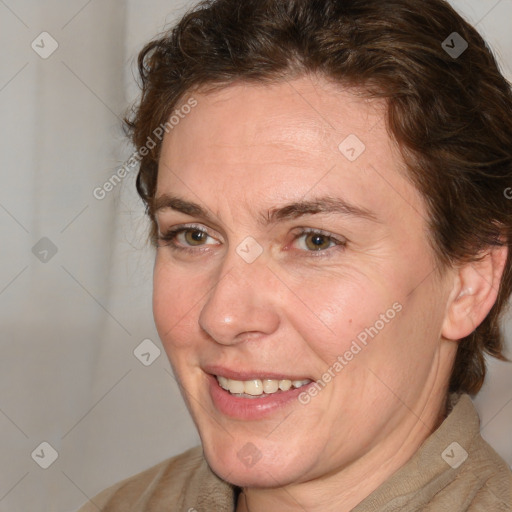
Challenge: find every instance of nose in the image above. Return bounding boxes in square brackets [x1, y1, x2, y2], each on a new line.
[198, 258, 280, 345]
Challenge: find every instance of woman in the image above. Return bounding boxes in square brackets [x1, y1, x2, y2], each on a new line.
[79, 0, 512, 510]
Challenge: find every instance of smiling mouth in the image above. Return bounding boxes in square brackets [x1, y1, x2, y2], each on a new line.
[216, 376, 312, 398]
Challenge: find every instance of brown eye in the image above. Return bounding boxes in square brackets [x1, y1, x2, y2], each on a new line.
[157, 225, 220, 252]
[304, 233, 333, 251]
[184, 229, 209, 246]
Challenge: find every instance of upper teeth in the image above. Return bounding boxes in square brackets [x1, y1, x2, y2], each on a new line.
[216, 376, 311, 396]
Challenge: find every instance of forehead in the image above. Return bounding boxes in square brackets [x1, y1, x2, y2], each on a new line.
[157, 76, 426, 226]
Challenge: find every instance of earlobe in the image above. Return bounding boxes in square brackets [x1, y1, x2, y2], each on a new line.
[441, 245, 508, 341]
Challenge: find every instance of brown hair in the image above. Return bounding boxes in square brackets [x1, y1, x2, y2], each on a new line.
[125, 0, 512, 395]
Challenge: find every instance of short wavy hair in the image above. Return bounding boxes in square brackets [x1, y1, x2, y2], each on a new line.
[125, 0, 512, 395]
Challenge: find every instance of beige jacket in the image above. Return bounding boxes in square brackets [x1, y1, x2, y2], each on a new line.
[78, 394, 512, 511]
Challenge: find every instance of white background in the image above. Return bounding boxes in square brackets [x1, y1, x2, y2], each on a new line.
[0, 1, 511, 511]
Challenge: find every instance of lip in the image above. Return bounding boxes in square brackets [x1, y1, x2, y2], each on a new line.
[206, 372, 315, 420]
[203, 364, 311, 382]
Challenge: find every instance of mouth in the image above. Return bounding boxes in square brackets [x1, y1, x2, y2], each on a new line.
[216, 375, 312, 399]
[204, 366, 315, 419]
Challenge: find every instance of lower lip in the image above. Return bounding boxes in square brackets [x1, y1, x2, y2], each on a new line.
[207, 374, 312, 420]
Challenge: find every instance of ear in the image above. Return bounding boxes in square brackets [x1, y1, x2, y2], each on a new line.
[442, 245, 508, 341]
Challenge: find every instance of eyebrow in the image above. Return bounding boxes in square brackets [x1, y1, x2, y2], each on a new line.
[153, 194, 379, 225]
[153, 195, 207, 218]
[264, 197, 379, 224]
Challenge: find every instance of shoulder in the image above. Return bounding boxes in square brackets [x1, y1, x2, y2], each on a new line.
[76, 446, 212, 512]
[462, 433, 512, 510]
[426, 395, 512, 510]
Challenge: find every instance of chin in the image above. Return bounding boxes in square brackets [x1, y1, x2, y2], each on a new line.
[202, 438, 310, 489]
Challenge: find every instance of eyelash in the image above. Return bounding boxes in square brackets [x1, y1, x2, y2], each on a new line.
[157, 224, 217, 255]
[290, 228, 346, 255]
[156, 224, 346, 256]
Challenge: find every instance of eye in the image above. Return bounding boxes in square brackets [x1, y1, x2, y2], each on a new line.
[157, 225, 220, 251]
[181, 228, 210, 246]
[292, 229, 345, 252]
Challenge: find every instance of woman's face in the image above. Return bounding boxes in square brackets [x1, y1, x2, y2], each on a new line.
[153, 76, 455, 487]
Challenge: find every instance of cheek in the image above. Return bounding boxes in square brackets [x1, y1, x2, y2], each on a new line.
[152, 258, 204, 348]
[284, 268, 402, 361]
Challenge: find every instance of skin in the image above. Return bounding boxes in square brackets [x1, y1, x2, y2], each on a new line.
[152, 76, 506, 512]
